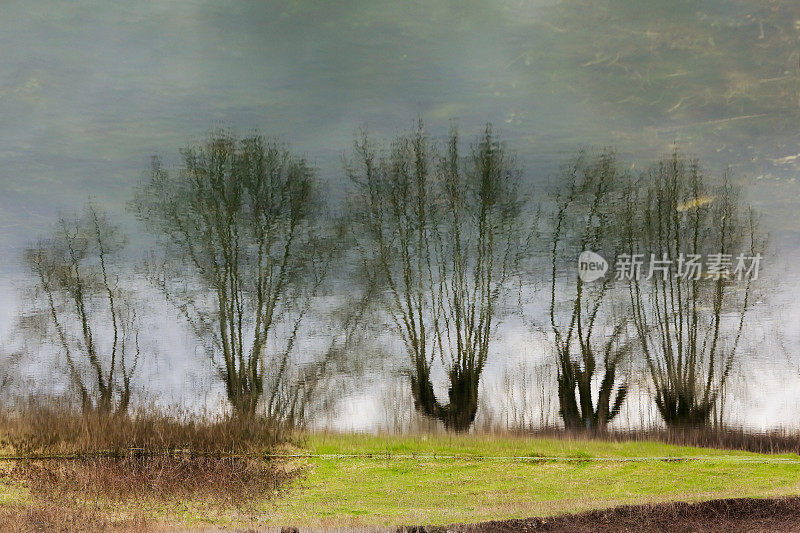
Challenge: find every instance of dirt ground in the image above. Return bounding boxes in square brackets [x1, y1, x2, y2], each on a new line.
[400, 497, 800, 533]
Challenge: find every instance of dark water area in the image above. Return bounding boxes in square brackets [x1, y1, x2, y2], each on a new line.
[2, 0, 800, 432]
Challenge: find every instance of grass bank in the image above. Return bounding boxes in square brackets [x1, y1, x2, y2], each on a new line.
[1, 430, 799, 530]
[266, 432, 800, 527]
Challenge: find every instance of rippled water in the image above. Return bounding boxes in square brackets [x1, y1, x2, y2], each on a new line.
[2, 0, 800, 431]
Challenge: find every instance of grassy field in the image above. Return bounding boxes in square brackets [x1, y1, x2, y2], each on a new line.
[263, 433, 800, 528]
[2, 432, 800, 529]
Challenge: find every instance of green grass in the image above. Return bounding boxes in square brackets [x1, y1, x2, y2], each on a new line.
[264, 432, 800, 527]
[296, 432, 798, 459]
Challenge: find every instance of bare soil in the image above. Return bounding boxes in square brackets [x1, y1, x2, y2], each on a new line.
[400, 497, 800, 533]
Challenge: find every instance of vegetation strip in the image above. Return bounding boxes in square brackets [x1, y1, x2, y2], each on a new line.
[2, 432, 800, 528]
[264, 453, 800, 463]
[1, 452, 799, 463]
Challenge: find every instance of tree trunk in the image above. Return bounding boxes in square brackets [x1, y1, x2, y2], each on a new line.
[655, 388, 712, 428]
[410, 363, 480, 432]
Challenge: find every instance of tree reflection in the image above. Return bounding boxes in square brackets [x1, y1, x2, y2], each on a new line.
[133, 131, 337, 420]
[23, 203, 138, 414]
[546, 151, 634, 430]
[347, 123, 528, 431]
[621, 153, 765, 427]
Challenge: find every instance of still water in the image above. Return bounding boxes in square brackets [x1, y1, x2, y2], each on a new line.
[2, 0, 800, 431]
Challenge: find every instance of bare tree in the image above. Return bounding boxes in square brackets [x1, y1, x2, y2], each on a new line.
[347, 123, 527, 431]
[133, 131, 336, 419]
[23, 203, 139, 415]
[546, 151, 634, 430]
[621, 153, 764, 427]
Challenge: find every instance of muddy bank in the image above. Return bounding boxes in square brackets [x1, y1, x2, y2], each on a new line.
[398, 497, 800, 533]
